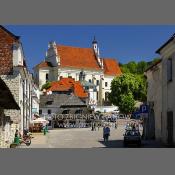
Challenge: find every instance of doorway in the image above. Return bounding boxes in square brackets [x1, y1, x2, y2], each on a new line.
[167, 111, 173, 145]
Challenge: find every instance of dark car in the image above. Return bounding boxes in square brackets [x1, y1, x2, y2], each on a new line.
[123, 130, 141, 147]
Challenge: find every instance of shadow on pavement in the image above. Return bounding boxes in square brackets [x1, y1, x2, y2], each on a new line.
[98, 139, 164, 148]
[98, 140, 124, 148]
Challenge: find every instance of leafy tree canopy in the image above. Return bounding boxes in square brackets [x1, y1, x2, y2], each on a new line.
[121, 58, 161, 74]
[41, 82, 51, 91]
[109, 73, 147, 114]
[108, 57, 161, 114]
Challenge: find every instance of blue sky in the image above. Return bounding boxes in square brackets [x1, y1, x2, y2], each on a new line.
[5, 25, 175, 71]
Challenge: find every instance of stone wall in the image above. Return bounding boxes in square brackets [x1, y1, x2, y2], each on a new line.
[0, 74, 21, 147]
[1, 74, 21, 123]
[0, 107, 19, 148]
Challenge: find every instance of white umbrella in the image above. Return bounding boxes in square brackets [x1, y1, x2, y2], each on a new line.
[31, 118, 49, 124]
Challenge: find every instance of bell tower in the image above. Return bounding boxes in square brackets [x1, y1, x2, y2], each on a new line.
[92, 36, 103, 69]
[92, 36, 98, 54]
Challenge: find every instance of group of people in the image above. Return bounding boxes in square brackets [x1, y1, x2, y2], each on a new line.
[125, 122, 139, 131]
[91, 122, 101, 131]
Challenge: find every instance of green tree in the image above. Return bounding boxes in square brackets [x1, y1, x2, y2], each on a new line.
[109, 73, 147, 114]
[41, 82, 51, 91]
[126, 61, 137, 74]
[121, 64, 130, 73]
[137, 61, 148, 74]
[119, 92, 135, 114]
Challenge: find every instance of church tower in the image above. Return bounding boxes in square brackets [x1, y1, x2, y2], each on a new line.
[92, 36, 98, 54]
[92, 36, 103, 69]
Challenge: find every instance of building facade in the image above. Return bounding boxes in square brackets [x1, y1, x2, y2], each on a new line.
[146, 33, 175, 145]
[39, 77, 89, 120]
[145, 60, 162, 140]
[32, 83, 40, 120]
[0, 26, 33, 139]
[33, 38, 122, 109]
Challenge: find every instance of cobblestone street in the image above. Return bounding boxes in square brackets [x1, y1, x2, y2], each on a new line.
[20, 120, 163, 148]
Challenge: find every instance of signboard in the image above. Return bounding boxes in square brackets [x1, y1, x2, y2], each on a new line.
[140, 104, 149, 113]
[140, 113, 148, 118]
[139, 104, 149, 118]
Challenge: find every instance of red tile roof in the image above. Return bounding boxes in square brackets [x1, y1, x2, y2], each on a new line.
[57, 45, 101, 70]
[36, 61, 53, 68]
[47, 78, 88, 98]
[103, 58, 122, 76]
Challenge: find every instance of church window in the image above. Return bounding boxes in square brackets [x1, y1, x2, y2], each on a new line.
[46, 73, 49, 81]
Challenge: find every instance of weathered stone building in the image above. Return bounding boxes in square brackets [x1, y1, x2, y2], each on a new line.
[144, 60, 162, 140]
[145, 33, 175, 146]
[0, 25, 33, 139]
[0, 78, 19, 148]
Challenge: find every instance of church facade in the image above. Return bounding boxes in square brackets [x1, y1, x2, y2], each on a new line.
[33, 38, 122, 108]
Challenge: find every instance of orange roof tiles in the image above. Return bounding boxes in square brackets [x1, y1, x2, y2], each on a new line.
[103, 58, 122, 76]
[36, 61, 53, 68]
[47, 78, 88, 98]
[57, 45, 101, 70]
[73, 81, 88, 98]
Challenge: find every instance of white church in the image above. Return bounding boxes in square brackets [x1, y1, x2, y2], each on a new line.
[33, 38, 122, 111]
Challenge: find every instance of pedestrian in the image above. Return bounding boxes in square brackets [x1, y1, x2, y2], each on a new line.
[103, 126, 106, 141]
[15, 129, 19, 137]
[91, 122, 94, 131]
[105, 125, 110, 141]
[98, 123, 100, 131]
[115, 122, 118, 129]
[94, 122, 96, 131]
[103, 125, 110, 142]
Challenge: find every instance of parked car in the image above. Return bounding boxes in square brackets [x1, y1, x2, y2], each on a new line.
[123, 130, 141, 147]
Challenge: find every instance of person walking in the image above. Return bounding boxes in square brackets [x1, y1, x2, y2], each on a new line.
[98, 123, 100, 131]
[94, 122, 96, 131]
[106, 125, 110, 141]
[103, 126, 106, 141]
[115, 122, 118, 129]
[91, 122, 94, 131]
[103, 125, 110, 142]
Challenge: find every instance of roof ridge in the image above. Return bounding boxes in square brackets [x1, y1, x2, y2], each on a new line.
[57, 44, 93, 50]
[0, 25, 20, 40]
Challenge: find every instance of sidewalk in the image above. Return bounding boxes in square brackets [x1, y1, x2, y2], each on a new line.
[19, 132, 49, 148]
